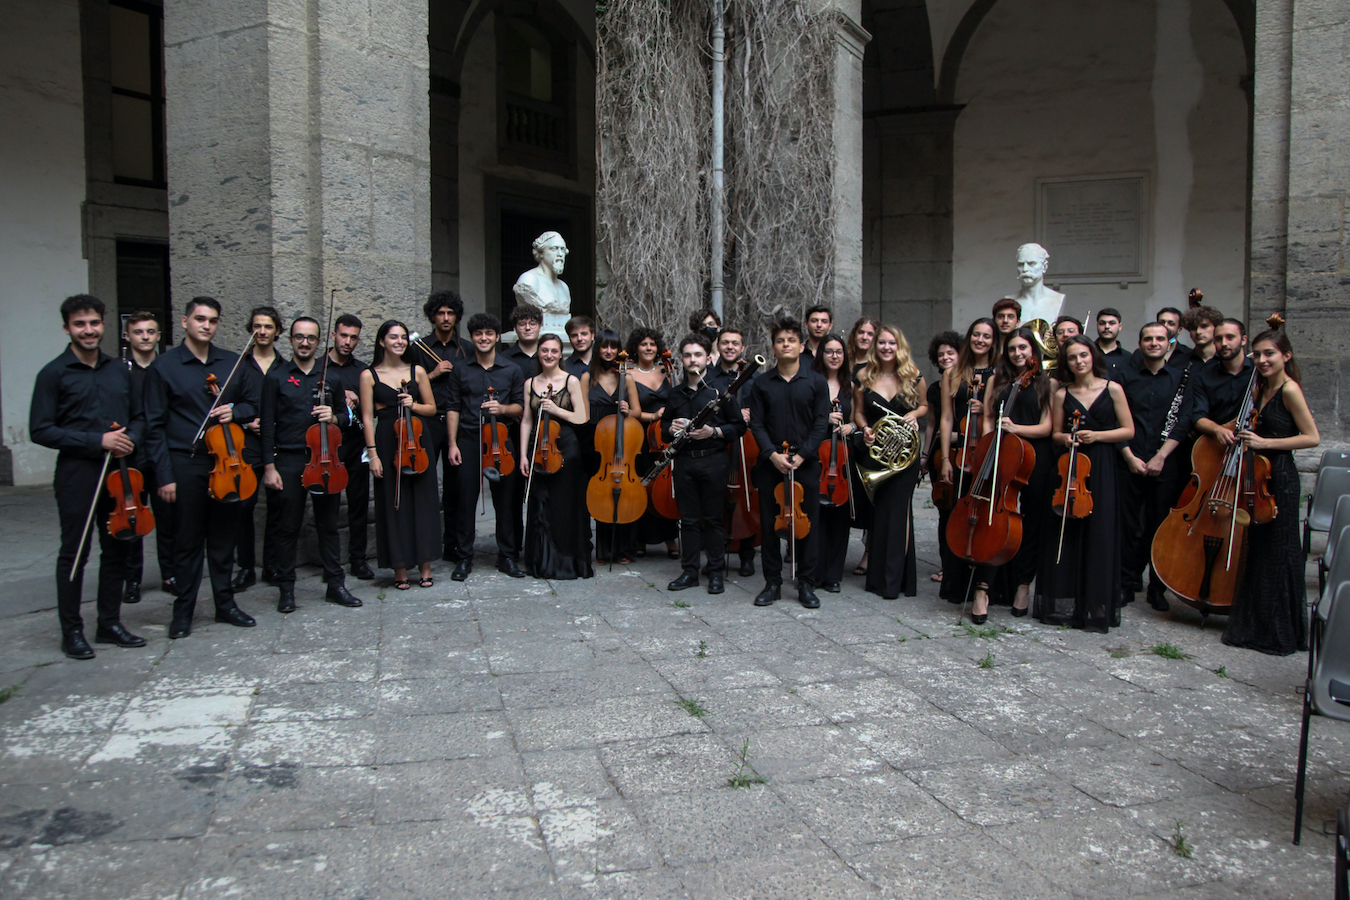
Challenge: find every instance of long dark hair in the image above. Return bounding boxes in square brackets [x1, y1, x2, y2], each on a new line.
[372, 319, 411, 367]
[589, 329, 622, 379]
[811, 334, 851, 387]
[1055, 335, 1106, 384]
[1250, 329, 1302, 390]
[950, 317, 996, 397]
[993, 326, 1050, 414]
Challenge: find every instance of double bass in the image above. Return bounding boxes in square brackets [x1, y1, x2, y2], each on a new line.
[945, 369, 1037, 567]
[587, 353, 647, 565]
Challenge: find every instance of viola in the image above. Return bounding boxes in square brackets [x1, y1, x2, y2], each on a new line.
[727, 430, 760, 544]
[103, 422, 154, 540]
[950, 374, 984, 498]
[946, 368, 1036, 567]
[773, 442, 810, 540]
[586, 353, 648, 544]
[480, 386, 515, 481]
[302, 379, 348, 495]
[531, 385, 563, 475]
[818, 398, 850, 507]
[203, 374, 258, 503]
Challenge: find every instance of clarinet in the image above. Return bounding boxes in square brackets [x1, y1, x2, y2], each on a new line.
[1160, 365, 1191, 441]
[640, 355, 765, 485]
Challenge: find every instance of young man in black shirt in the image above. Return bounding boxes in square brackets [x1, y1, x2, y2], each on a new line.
[564, 316, 596, 379]
[1094, 308, 1127, 379]
[324, 313, 375, 580]
[497, 303, 542, 568]
[1157, 306, 1194, 368]
[801, 305, 833, 366]
[1117, 322, 1195, 610]
[143, 297, 258, 639]
[747, 317, 831, 608]
[122, 310, 176, 602]
[1192, 318, 1253, 442]
[259, 316, 365, 613]
[446, 314, 527, 580]
[662, 334, 747, 595]
[233, 306, 285, 591]
[412, 291, 473, 561]
[710, 326, 757, 577]
[30, 295, 147, 659]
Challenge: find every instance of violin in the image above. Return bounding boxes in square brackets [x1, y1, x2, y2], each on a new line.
[950, 374, 984, 498]
[480, 385, 515, 482]
[818, 398, 850, 507]
[302, 379, 348, 496]
[103, 421, 154, 540]
[946, 368, 1036, 567]
[531, 385, 563, 475]
[1053, 409, 1093, 563]
[394, 380, 429, 476]
[203, 373, 258, 503]
[773, 442, 810, 538]
[727, 430, 761, 544]
[587, 353, 648, 559]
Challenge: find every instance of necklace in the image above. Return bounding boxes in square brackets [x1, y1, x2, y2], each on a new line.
[637, 363, 657, 374]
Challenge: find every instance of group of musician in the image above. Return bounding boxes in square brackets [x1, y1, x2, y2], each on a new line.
[31, 288, 1320, 661]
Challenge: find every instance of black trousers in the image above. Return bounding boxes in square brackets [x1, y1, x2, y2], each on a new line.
[429, 417, 460, 557]
[126, 461, 177, 586]
[268, 450, 344, 585]
[54, 456, 132, 634]
[812, 501, 852, 586]
[753, 459, 821, 585]
[235, 463, 280, 573]
[169, 452, 243, 619]
[1120, 461, 1183, 593]
[674, 453, 729, 575]
[340, 438, 370, 564]
[451, 435, 519, 561]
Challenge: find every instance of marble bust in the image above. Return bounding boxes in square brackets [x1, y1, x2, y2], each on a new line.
[513, 231, 572, 338]
[1005, 243, 1065, 325]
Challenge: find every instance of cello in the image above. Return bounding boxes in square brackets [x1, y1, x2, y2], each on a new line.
[587, 352, 647, 566]
[301, 288, 348, 495]
[646, 349, 680, 520]
[727, 430, 761, 547]
[1052, 409, 1093, 563]
[104, 422, 155, 540]
[773, 442, 810, 580]
[945, 369, 1036, 567]
[204, 373, 258, 503]
[818, 398, 850, 508]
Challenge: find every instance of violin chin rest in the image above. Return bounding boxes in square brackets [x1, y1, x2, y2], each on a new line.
[484, 468, 501, 483]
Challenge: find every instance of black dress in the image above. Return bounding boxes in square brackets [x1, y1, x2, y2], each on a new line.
[523, 376, 594, 580]
[370, 370, 440, 571]
[635, 379, 679, 548]
[589, 376, 637, 560]
[1035, 386, 1123, 632]
[863, 388, 920, 599]
[811, 384, 854, 587]
[939, 368, 994, 601]
[1222, 384, 1307, 656]
[987, 377, 1053, 602]
[927, 378, 961, 595]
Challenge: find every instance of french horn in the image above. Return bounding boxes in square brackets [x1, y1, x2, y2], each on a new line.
[856, 401, 921, 502]
[1023, 318, 1059, 371]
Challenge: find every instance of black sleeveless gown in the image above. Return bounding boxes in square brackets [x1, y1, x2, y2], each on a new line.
[1035, 386, 1122, 632]
[589, 376, 637, 560]
[987, 377, 1053, 601]
[939, 368, 993, 601]
[523, 376, 594, 579]
[863, 388, 920, 599]
[370, 370, 440, 571]
[1222, 384, 1307, 655]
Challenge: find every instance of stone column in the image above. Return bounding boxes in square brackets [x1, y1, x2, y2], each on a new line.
[1250, 0, 1350, 444]
[163, 0, 430, 329]
[821, 0, 870, 330]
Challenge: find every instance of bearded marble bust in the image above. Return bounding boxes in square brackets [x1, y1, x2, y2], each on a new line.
[513, 231, 572, 317]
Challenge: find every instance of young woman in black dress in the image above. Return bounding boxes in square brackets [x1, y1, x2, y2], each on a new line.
[581, 331, 641, 563]
[923, 331, 961, 587]
[809, 335, 860, 591]
[979, 327, 1053, 617]
[853, 325, 927, 599]
[627, 328, 678, 557]
[1038, 336, 1134, 631]
[846, 317, 880, 574]
[520, 334, 593, 579]
[1222, 329, 1319, 655]
[359, 320, 440, 589]
[937, 318, 996, 603]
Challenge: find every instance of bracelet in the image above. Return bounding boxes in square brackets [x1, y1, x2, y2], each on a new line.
[366, 445, 376, 450]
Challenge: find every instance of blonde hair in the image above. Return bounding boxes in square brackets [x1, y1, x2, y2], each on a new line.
[858, 324, 921, 408]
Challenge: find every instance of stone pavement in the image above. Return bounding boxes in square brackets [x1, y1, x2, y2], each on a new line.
[0, 483, 1342, 898]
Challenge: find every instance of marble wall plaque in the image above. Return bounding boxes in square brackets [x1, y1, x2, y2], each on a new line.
[1036, 174, 1148, 282]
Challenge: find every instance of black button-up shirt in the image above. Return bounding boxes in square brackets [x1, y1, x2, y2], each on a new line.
[1166, 341, 1194, 370]
[30, 347, 144, 460]
[236, 352, 284, 464]
[1192, 355, 1255, 427]
[564, 353, 591, 380]
[259, 358, 352, 464]
[1098, 343, 1128, 380]
[447, 357, 525, 441]
[411, 333, 472, 413]
[324, 352, 370, 446]
[499, 343, 538, 379]
[143, 341, 257, 484]
[1116, 355, 1194, 458]
[748, 365, 830, 463]
[707, 362, 753, 411]
[661, 379, 747, 455]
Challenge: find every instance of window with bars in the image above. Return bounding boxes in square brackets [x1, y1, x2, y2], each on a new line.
[109, 0, 166, 187]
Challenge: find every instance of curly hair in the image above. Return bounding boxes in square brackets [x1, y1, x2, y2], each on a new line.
[624, 326, 666, 361]
[926, 330, 961, 368]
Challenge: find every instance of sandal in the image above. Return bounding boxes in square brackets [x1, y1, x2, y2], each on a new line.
[393, 579, 412, 591]
[930, 572, 943, 582]
[667, 549, 680, 559]
[852, 564, 868, 576]
[419, 577, 434, 588]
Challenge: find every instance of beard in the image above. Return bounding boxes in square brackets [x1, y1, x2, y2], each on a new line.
[549, 257, 565, 276]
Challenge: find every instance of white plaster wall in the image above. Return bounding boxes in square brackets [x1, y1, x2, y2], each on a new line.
[950, 0, 1248, 331]
[0, 0, 88, 485]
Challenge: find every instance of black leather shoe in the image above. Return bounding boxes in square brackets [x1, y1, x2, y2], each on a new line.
[822, 581, 841, 594]
[1147, 586, 1170, 611]
[1010, 605, 1029, 618]
[452, 559, 472, 581]
[95, 622, 146, 647]
[667, 572, 699, 591]
[231, 568, 256, 592]
[753, 583, 780, 606]
[738, 558, 755, 577]
[62, 630, 95, 660]
[168, 617, 192, 639]
[326, 583, 363, 608]
[970, 613, 988, 625]
[263, 567, 282, 586]
[350, 559, 375, 580]
[215, 606, 257, 628]
[707, 574, 725, 595]
[276, 586, 297, 614]
[161, 577, 178, 596]
[797, 580, 821, 609]
[496, 557, 526, 578]
[122, 581, 141, 604]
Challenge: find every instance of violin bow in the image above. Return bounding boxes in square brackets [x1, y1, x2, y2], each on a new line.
[318, 288, 336, 422]
[190, 329, 259, 453]
[521, 384, 549, 553]
[1055, 411, 1081, 564]
[70, 423, 118, 581]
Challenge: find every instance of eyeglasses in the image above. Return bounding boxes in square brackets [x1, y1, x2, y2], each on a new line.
[291, 335, 319, 344]
[823, 348, 844, 356]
